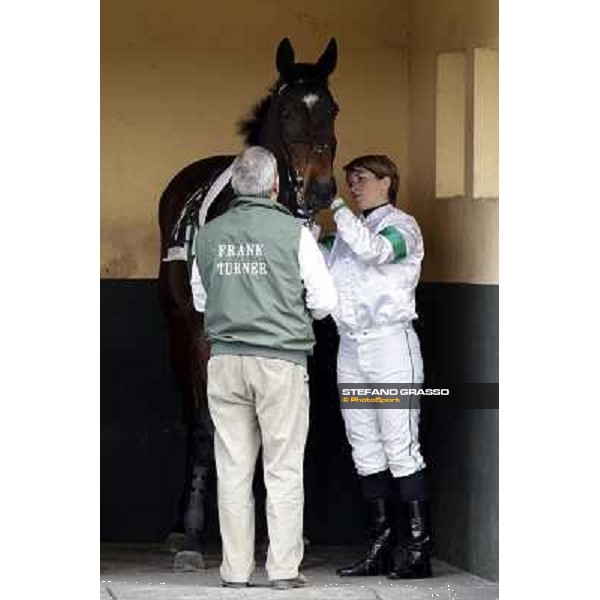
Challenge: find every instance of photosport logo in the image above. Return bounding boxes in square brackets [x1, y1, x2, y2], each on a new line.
[337, 383, 499, 409]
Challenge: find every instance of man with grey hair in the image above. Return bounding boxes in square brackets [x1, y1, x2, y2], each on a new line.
[230, 145, 278, 197]
[191, 146, 337, 589]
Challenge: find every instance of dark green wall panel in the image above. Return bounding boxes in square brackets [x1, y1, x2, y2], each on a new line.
[101, 279, 498, 580]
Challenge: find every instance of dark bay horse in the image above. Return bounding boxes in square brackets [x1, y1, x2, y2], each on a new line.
[157, 38, 339, 569]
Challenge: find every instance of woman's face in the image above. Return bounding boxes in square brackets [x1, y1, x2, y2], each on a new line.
[345, 168, 390, 212]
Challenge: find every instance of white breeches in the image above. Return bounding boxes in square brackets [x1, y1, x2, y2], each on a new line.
[337, 324, 426, 478]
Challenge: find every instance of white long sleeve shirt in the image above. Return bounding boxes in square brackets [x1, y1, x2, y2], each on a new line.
[325, 198, 424, 333]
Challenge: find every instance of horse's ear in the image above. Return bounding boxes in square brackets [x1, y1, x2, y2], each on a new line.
[316, 38, 337, 78]
[276, 38, 295, 77]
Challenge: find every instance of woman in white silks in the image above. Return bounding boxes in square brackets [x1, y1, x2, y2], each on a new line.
[320, 155, 432, 580]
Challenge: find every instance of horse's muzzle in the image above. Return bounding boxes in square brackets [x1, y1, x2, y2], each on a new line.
[306, 178, 336, 211]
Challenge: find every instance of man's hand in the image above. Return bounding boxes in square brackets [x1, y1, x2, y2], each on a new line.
[309, 222, 322, 241]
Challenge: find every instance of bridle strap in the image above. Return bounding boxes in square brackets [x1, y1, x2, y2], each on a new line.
[274, 84, 333, 222]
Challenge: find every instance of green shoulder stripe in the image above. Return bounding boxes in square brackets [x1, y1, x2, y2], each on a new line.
[379, 226, 407, 261]
[320, 235, 336, 252]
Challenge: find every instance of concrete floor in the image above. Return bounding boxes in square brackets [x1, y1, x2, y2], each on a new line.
[100, 544, 499, 599]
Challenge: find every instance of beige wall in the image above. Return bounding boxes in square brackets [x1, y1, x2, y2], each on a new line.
[408, 0, 499, 283]
[101, 0, 499, 284]
[101, 0, 411, 278]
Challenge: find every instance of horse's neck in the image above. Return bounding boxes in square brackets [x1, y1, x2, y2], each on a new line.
[254, 122, 296, 213]
[255, 115, 280, 157]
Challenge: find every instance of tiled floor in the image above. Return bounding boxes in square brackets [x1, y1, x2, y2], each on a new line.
[101, 544, 498, 599]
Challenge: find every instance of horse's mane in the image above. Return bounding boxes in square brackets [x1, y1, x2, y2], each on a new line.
[237, 85, 277, 146]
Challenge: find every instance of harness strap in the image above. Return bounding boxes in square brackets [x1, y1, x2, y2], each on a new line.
[162, 161, 234, 264]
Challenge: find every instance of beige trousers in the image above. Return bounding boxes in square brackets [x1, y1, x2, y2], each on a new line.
[207, 354, 310, 582]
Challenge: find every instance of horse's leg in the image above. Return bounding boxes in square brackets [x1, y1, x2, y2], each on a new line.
[159, 261, 214, 571]
[164, 315, 200, 531]
[178, 312, 213, 559]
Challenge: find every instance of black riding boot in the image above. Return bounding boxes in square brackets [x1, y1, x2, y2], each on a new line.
[337, 497, 393, 576]
[388, 500, 432, 579]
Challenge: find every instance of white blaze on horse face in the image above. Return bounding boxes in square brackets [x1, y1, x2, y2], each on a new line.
[303, 93, 320, 111]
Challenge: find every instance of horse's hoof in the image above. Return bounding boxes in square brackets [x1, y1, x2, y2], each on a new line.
[163, 532, 186, 553]
[173, 550, 205, 571]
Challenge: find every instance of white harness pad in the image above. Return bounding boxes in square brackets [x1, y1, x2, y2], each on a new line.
[163, 162, 234, 263]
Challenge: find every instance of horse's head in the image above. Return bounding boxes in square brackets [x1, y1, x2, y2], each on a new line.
[272, 38, 339, 218]
[239, 38, 339, 219]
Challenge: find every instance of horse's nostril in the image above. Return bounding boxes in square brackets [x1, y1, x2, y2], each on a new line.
[306, 180, 332, 199]
[305, 183, 336, 210]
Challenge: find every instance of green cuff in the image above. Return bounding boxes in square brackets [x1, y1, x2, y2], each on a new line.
[320, 235, 336, 251]
[379, 226, 407, 261]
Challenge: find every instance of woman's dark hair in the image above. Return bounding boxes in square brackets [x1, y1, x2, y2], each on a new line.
[343, 154, 400, 202]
